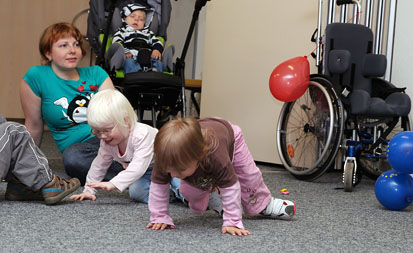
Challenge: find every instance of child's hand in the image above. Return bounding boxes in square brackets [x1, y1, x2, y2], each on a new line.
[146, 222, 175, 230]
[125, 53, 133, 59]
[70, 192, 96, 201]
[87, 182, 116, 192]
[222, 226, 251, 236]
[151, 50, 162, 60]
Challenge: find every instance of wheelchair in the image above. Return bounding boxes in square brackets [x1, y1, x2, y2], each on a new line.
[276, 13, 411, 191]
[87, 0, 208, 128]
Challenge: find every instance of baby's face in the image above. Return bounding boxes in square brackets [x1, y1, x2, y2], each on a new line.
[166, 160, 199, 180]
[125, 10, 146, 30]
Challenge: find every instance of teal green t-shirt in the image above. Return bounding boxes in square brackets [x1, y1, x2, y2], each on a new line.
[24, 65, 109, 152]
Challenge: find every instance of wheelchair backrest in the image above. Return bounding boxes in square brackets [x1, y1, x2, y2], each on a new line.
[323, 23, 377, 95]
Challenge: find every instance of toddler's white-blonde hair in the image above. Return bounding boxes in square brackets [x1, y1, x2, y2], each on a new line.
[87, 89, 137, 132]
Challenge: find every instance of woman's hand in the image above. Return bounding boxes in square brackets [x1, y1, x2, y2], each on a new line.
[222, 226, 251, 236]
[125, 53, 133, 59]
[70, 192, 96, 201]
[87, 182, 116, 192]
[146, 223, 175, 230]
[151, 50, 162, 60]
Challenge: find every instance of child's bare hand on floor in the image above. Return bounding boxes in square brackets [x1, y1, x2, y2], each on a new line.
[70, 192, 96, 201]
[222, 226, 251, 236]
[146, 223, 175, 230]
[87, 182, 116, 192]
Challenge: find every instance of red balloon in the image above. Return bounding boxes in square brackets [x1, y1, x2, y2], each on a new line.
[269, 56, 310, 102]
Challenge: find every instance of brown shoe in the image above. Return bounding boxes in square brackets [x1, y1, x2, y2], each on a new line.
[41, 175, 80, 205]
[5, 179, 44, 201]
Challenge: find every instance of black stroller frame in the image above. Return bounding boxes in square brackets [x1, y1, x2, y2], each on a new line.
[89, 0, 209, 127]
[276, 0, 411, 192]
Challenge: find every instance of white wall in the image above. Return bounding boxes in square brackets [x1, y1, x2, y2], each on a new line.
[391, 0, 413, 126]
[200, 0, 318, 163]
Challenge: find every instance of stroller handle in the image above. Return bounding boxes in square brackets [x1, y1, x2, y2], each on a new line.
[195, 0, 209, 11]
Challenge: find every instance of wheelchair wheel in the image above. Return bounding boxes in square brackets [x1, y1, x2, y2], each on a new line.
[276, 76, 344, 181]
[342, 157, 363, 192]
[358, 116, 411, 179]
[343, 160, 355, 192]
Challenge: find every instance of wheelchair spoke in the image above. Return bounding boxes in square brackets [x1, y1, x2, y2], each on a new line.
[277, 78, 344, 180]
[283, 124, 320, 170]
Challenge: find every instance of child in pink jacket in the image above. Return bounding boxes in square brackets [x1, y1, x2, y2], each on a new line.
[147, 117, 296, 236]
[70, 89, 182, 203]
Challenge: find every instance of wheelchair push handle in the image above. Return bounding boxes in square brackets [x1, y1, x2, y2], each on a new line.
[336, 0, 357, 6]
[336, 0, 362, 22]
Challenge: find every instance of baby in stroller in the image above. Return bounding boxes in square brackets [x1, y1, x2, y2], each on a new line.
[113, 3, 164, 73]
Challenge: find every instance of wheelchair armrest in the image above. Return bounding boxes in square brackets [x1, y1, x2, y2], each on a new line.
[328, 49, 351, 74]
[362, 54, 387, 77]
[371, 77, 406, 99]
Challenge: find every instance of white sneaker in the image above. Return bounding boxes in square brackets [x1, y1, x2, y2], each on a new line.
[208, 188, 223, 216]
[262, 197, 296, 220]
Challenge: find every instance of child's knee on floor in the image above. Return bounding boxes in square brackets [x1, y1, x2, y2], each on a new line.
[129, 180, 150, 203]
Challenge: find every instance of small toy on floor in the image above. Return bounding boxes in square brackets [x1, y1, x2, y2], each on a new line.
[280, 188, 290, 195]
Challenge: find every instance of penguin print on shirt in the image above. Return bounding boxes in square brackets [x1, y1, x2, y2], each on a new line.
[53, 83, 98, 130]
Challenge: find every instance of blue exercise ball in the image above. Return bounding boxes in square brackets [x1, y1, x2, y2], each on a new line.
[386, 131, 413, 174]
[375, 169, 413, 211]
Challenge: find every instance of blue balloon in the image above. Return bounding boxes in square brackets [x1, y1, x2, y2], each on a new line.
[386, 131, 413, 174]
[375, 169, 413, 211]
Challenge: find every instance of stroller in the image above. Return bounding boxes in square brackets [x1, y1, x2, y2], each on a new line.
[86, 0, 208, 127]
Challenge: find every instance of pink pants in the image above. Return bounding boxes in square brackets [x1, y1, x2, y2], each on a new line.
[180, 123, 272, 216]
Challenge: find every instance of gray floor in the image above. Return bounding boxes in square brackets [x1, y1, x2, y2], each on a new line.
[1, 131, 413, 252]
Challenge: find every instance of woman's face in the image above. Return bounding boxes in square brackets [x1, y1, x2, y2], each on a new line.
[46, 36, 82, 70]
